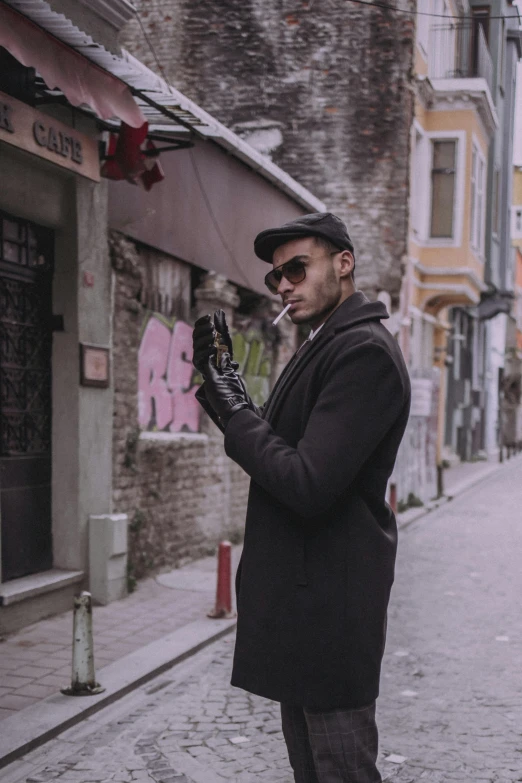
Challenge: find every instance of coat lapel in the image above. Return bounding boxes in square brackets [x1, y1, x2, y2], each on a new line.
[262, 331, 329, 423]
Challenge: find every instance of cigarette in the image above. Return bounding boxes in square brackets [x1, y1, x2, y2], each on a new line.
[272, 303, 292, 326]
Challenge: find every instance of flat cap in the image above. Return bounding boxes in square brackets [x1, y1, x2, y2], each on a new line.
[254, 212, 354, 263]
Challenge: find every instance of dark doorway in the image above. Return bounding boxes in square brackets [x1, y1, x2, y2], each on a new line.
[0, 210, 54, 582]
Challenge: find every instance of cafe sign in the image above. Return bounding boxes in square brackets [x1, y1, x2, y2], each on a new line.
[0, 90, 100, 181]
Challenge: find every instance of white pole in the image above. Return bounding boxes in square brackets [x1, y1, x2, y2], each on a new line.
[61, 591, 104, 696]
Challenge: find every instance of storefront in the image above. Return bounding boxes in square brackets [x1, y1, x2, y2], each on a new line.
[0, 1, 144, 632]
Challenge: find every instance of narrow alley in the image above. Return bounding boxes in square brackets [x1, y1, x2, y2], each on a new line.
[2, 456, 522, 783]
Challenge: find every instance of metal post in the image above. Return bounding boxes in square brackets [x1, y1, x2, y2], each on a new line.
[208, 541, 235, 619]
[61, 591, 104, 696]
[437, 463, 444, 498]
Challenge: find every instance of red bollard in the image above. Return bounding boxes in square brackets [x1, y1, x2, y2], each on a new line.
[389, 482, 397, 515]
[208, 541, 235, 619]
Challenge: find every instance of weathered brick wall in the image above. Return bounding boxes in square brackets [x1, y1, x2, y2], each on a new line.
[121, 0, 415, 302]
[110, 233, 293, 580]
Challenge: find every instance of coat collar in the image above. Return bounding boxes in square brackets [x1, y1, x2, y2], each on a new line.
[262, 291, 389, 423]
[320, 291, 389, 335]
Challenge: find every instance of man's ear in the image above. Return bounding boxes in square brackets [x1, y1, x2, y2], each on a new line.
[339, 251, 354, 280]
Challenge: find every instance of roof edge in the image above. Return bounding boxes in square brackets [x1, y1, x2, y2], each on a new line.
[119, 51, 326, 213]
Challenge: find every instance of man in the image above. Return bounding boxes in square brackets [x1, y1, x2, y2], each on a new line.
[192, 213, 411, 783]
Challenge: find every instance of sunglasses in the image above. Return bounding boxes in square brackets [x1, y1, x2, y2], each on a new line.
[264, 251, 340, 295]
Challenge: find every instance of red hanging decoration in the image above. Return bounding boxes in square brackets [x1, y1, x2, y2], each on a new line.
[140, 140, 165, 191]
[101, 122, 164, 191]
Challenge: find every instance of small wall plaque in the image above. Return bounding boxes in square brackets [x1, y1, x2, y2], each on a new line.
[80, 344, 110, 388]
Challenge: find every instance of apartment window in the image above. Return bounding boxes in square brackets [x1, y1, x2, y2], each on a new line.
[452, 310, 462, 381]
[499, 19, 505, 90]
[492, 168, 500, 235]
[411, 128, 424, 236]
[472, 7, 490, 77]
[470, 145, 485, 254]
[472, 7, 490, 45]
[430, 140, 457, 238]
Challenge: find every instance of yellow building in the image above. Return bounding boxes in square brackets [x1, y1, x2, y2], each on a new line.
[398, 0, 499, 493]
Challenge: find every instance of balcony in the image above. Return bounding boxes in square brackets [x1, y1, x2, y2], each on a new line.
[428, 23, 493, 95]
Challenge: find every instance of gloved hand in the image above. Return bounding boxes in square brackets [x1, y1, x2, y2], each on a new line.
[213, 309, 233, 357]
[203, 351, 251, 425]
[192, 313, 216, 374]
[192, 310, 234, 375]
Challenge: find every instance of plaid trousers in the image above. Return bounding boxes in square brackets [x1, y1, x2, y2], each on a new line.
[281, 701, 382, 783]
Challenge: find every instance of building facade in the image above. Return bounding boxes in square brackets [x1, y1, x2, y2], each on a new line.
[505, 164, 522, 450]
[108, 127, 323, 583]
[0, 0, 323, 632]
[121, 0, 416, 303]
[0, 0, 141, 632]
[397, 0, 520, 504]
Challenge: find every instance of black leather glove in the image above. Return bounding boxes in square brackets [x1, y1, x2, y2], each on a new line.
[192, 313, 216, 374]
[213, 309, 233, 356]
[203, 351, 251, 425]
[192, 310, 233, 374]
[193, 311, 261, 431]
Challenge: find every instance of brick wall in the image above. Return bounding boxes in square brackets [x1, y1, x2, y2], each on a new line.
[121, 0, 415, 302]
[110, 233, 293, 580]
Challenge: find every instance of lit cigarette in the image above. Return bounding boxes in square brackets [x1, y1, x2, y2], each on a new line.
[272, 303, 292, 326]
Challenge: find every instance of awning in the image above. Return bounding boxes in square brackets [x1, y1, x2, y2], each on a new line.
[0, 2, 145, 127]
[1, 0, 324, 213]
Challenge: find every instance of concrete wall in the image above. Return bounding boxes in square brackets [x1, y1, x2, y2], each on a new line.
[0, 126, 114, 627]
[121, 0, 416, 302]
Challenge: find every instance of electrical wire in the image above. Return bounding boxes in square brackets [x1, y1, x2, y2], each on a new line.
[135, 9, 254, 289]
[344, 0, 520, 20]
[136, 14, 170, 82]
[188, 147, 253, 288]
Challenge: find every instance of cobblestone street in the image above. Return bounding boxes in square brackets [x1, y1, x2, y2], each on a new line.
[2, 456, 522, 783]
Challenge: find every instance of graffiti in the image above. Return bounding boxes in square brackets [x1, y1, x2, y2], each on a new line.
[138, 314, 201, 433]
[138, 315, 274, 433]
[232, 330, 272, 407]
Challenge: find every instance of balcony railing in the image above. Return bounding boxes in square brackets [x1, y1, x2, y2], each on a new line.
[428, 23, 493, 95]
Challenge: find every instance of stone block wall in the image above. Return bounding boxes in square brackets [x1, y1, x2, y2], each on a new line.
[121, 0, 415, 303]
[110, 232, 294, 580]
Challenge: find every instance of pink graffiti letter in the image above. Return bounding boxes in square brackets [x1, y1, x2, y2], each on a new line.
[166, 320, 201, 433]
[138, 317, 172, 431]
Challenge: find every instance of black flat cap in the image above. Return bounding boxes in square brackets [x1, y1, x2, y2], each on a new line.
[254, 212, 354, 263]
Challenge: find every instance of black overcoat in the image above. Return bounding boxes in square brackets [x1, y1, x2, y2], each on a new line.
[220, 292, 410, 709]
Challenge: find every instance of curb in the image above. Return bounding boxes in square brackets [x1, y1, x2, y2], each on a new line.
[0, 616, 236, 770]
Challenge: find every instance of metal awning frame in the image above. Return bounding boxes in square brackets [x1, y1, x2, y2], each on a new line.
[2, 0, 325, 213]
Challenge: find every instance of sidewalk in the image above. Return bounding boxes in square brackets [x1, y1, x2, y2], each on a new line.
[396, 453, 511, 529]
[0, 454, 520, 767]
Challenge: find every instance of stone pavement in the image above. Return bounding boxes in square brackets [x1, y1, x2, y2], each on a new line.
[0, 548, 241, 721]
[378, 453, 522, 782]
[1, 453, 521, 780]
[0, 637, 439, 783]
[0, 457, 507, 724]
